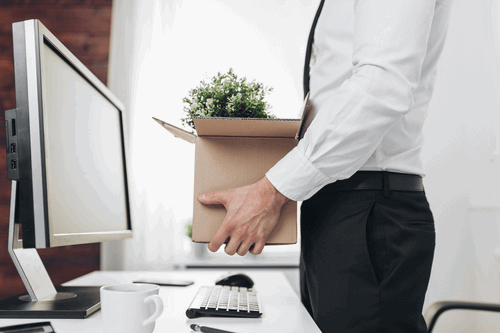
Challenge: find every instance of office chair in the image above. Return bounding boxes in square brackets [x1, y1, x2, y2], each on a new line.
[425, 301, 500, 332]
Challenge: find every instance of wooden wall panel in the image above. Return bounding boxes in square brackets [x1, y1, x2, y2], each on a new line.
[0, 0, 113, 300]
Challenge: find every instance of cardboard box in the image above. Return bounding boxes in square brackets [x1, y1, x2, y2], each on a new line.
[153, 97, 311, 245]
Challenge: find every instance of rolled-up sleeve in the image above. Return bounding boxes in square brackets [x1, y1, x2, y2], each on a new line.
[267, 0, 439, 201]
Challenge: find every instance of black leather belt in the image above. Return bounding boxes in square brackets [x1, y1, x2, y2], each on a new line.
[317, 171, 424, 196]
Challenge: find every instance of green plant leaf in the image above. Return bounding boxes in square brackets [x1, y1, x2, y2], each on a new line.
[181, 68, 274, 130]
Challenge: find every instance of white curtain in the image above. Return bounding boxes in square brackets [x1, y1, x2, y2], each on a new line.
[102, 0, 319, 270]
[103, 0, 190, 270]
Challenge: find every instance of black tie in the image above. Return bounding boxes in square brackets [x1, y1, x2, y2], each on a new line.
[303, 0, 325, 98]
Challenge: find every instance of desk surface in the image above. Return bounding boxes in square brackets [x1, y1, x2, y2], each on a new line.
[0, 270, 320, 333]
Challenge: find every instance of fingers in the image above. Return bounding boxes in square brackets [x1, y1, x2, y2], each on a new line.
[226, 238, 255, 256]
[218, 220, 256, 256]
[208, 225, 229, 253]
[208, 222, 245, 256]
[205, 206, 274, 256]
[248, 242, 265, 255]
[224, 227, 266, 256]
[208, 222, 262, 256]
[224, 239, 240, 256]
[236, 240, 261, 256]
[197, 191, 226, 206]
[208, 237, 265, 256]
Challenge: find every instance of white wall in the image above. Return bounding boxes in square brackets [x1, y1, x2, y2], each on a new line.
[422, 0, 500, 331]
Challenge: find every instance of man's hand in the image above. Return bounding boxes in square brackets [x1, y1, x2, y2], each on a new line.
[197, 176, 289, 256]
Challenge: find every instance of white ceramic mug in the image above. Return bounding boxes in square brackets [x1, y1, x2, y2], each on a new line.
[100, 283, 164, 333]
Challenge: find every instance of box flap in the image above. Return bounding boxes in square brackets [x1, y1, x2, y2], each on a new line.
[193, 118, 301, 138]
[297, 92, 314, 140]
[155, 93, 312, 141]
[192, 94, 312, 139]
[153, 117, 196, 144]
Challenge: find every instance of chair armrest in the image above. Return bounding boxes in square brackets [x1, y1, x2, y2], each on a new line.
[425, 301, 500, 333]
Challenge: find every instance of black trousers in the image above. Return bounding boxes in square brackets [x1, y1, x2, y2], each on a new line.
[300, 173, 435, 333]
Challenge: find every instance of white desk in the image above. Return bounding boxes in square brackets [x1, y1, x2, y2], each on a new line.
[0, 270, 321, 333]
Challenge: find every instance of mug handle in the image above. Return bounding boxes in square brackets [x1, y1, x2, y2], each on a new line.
[143, 294, 164, 326]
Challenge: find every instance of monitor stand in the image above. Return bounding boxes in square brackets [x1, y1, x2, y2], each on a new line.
[0, 181, 101, 319]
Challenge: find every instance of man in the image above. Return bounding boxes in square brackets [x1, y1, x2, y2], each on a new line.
[198, 0, 452, 331]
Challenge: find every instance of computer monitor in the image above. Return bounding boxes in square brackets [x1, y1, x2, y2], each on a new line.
[0, 19, 133, 318]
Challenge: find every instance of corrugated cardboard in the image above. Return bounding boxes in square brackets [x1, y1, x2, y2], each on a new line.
[154, 95, 312, 245]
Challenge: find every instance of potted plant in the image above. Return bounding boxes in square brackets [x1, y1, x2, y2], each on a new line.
[181, 68, 274, 131]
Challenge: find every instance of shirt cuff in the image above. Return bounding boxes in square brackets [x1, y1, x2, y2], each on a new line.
[266, 147, 332, 201]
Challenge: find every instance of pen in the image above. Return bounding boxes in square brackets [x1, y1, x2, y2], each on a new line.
[190, 324, 238, 333]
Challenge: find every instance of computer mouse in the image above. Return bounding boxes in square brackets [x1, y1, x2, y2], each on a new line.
[215, 273, 254, 289]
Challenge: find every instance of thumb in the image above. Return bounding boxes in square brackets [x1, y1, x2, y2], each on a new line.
[197, 191, 226, 206]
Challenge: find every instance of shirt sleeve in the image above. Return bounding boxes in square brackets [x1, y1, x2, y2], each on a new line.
[266, 0, 438, 201]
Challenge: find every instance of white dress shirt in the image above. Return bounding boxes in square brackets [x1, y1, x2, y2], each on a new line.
[266, 0, 452, 201]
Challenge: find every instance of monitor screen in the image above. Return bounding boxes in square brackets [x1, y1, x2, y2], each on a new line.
[8, 19, 132, 248]
[42, 41, 130, 246]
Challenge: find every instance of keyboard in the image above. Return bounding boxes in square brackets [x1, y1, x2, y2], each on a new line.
[186, 285, 262, 318]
